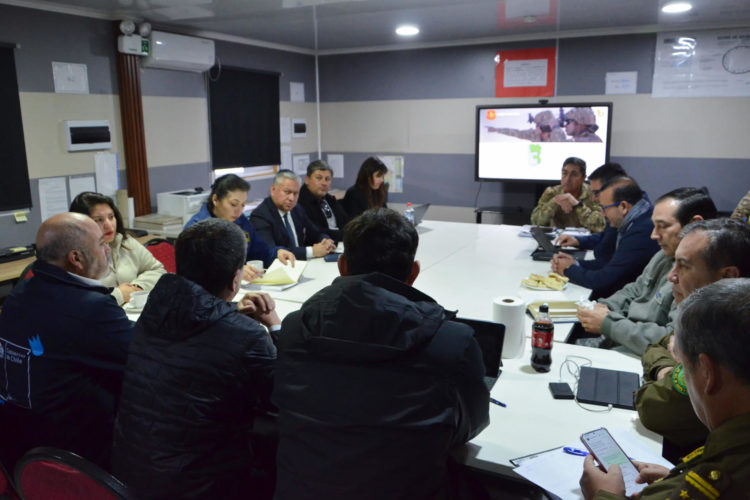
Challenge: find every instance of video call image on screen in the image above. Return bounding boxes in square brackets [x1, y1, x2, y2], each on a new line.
[475, 104, 611, 182]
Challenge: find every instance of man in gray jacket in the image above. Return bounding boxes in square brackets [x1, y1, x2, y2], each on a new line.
[576, 187, 716, 354]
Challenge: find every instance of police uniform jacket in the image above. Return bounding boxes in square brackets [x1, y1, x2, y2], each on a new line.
[595, 413, 750, 499]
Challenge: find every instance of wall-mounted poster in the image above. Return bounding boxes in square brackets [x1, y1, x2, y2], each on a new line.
[495, 47, 556, 98]
[653, 29, 750, 97]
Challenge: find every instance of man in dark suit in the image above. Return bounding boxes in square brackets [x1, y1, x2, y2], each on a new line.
[297, 160, 349, 243]
[250, 170, 336, 260]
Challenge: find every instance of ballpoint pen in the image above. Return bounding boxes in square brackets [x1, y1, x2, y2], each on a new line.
[563, 447, 588, 457]
[489, 398, 507, 408]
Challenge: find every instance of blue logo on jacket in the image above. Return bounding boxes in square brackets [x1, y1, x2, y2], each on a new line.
[28, 335, 44, 356]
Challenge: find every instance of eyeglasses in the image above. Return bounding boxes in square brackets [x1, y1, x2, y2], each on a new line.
[600, 201, 619, 211]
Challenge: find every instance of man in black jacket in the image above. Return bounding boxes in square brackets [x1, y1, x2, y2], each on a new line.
[297, 160, 349, 243]
[0, 212, 133, 469]
[273, 208, 490, 500]
[111, 219, 282, 498]
[250, 169, 336, 260]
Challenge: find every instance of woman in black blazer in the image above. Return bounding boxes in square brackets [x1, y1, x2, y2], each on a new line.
[343, 156, 389, 218]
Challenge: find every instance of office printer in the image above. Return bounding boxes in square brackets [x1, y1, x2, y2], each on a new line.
[156, 188, 209, 226]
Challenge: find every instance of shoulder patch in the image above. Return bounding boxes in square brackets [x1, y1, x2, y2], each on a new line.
[682, 446, 705, 463]
[672, 363, 688, 395]
[677, 464, 732, 500]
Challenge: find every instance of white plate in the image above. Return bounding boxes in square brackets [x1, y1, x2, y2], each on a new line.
[521, 282, 568, 291]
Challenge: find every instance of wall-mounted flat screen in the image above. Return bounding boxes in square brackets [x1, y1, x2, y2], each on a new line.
[475, 103, 612, 182]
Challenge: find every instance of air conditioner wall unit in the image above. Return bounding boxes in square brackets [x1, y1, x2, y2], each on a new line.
[142, 31, 215, 72]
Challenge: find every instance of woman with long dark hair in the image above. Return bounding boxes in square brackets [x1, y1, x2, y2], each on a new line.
[185, 174, 295, 279]
[343, 157, 388, 218]
[70, 191, 166, 305]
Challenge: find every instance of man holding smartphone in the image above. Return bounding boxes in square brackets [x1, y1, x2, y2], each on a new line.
[579, 278, 750, 499]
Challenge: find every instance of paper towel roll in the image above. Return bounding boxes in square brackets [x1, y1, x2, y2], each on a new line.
[493, 296, 526, 359]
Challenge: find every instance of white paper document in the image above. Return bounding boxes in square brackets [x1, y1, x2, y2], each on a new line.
[68, 175, 96, 200]
[326, 154, 344, 178]
[605, 71, 638, 94]
[95, 152, 119, 197]
[513, 428, 673, 500]
[280, 117, 291, 144]
[503, 58, 548, 87]
[292, 154, 310, 176]
[38, 177, 69, 221]
[280, 145, 293, 171]
[252, 259, 307, 285]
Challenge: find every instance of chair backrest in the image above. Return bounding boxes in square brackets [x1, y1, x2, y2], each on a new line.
[14, 447, 128, 500]
[0, 460, 19, 499]
[144, 238, 176, 273]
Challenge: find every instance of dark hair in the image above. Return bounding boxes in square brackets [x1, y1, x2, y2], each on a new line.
[676, 278, 750, 384]
[306, 159, 333, 177]
[175, 218, 247, 296]
[656, 187, 717, 225]
[680, 218, 750, 277]
[603, 177, 643, 205]
[207, 174, 250, 216]
[343, 208, 418, 282]
[588, 162, 626, 184]
[69, 191, 127, 240]
[562, 157, 586, 177]
[355, 157, 388, 209]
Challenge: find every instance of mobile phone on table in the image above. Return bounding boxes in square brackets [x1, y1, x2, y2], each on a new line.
[580, 428, 643, 495]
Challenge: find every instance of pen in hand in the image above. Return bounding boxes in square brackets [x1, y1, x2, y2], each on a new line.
[490, 398, 507, 408]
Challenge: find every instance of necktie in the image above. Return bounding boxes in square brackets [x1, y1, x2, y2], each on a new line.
[283, 212, 297, 246]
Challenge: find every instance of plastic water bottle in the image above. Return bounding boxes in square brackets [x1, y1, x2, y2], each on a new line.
[404, 202, 415, 226]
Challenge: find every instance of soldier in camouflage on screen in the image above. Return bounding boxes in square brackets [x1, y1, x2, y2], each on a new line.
[564, 107, 602, 143]
[486, 110, 566, 142]
[730, 190, 750, 223]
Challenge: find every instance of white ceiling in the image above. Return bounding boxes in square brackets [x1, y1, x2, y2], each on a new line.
[7, 0, 750, 54]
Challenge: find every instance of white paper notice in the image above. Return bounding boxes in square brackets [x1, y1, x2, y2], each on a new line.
[605, 71, 638, 94]
[292, 154, 310, 176]
[280, 145, 292, 171]
[280, 117, 291, 144]
[68, 175, 96, 200]
[379, 155, 404, 194]
[38, 177, 69, 221]
[95, 152, 118, 197]
[290, 81, 305, 103]
[653, 29, 750, 97]
[326, 154, 344, 178]
[503, 59, 548, 87]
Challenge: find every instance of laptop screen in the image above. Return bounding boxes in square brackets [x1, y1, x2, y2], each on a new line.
[453, 317, 504, 377]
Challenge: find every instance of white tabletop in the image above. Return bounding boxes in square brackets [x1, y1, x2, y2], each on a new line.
[457, 340, 661, 476]
[132, 220, 662, 481]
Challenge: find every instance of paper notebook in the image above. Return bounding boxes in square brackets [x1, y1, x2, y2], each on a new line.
[252, 259, 307, 285]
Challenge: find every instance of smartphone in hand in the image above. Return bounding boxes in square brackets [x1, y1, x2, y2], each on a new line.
[580, 428, 645, 496]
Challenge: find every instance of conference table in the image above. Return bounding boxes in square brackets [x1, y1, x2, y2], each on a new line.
[127, 220, 663, 485]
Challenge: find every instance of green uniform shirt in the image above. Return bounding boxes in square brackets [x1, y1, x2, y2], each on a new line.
[595, 413, 750, 499]
[530, 184, 605, 233]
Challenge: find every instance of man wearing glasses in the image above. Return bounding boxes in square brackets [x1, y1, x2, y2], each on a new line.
[551, 177, 659, 300]
[298, 160, 350, 243]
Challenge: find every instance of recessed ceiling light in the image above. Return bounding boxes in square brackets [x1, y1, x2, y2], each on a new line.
[395, 25, 419, 37]
[662, 2, 692, 14]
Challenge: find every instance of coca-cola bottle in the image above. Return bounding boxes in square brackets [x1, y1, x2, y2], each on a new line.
[531, 303, 553, 372]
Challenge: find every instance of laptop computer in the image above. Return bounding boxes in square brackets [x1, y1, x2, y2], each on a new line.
[411, 203, 430, 226]
[530, 226, 587, 262]
[453, 317, 505, 389]
[576, 366, 640, 410]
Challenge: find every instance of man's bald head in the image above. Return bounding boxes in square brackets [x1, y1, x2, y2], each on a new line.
[36, 212, 108, 278]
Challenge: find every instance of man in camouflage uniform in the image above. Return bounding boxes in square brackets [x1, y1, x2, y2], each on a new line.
[530, 157, 606, 232]
[730, 190, 750, 223]
[580, 278, 750, 500]
[565, 107, 602, 142]
[486, 110, 566, 142]
[636, 219, 750, 457]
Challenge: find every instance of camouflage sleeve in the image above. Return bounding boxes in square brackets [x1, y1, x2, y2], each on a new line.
[642, 334, 677, 382]
[491, 128, 537, 141]
[730, 191, 750, 222]
[635, 365, 709, 448]
[530, 186, 558, 226]
[574, 197, 606, 233]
